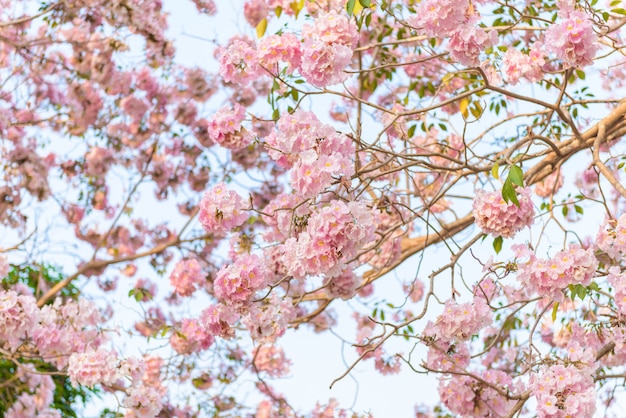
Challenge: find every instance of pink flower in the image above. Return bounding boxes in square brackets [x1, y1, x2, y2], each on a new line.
[544, 11, 599, 68]
[531, 364, 596, 418]
[169, 258, 204, 296]
[409, 0, 468, 37]
[170, 318, 214, 354]
[214, 254, 269, 304]
[534, 170, 564, 197]
[198, 182, 249, 235]
[473, 186, 535, 238]
[258, 33, 302, 74]
[123, 384, 163, 418]
[300, 40, 352, 88]
[514, 243, 598, 300]
[596, 214, 626, 261]
[244, 0, 269, 27]
[301, 11, 358, 49]
[67, 348, 120, 388]
[208, 103, 251, 150]
[218, 39, 261, 85]
[448, 19, 497, 67]
[501, 47, 545, 85]
[253, 345, 291, 377]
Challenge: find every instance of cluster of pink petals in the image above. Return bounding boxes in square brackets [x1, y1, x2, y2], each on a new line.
[0, 290, 39, 351]
[67, 348, 119, 388]
[531, 364, 596, 418]
[501, 47, 545, 85]
[425, 340, 470, 373]
[5, 367, 59, 418]
[281, 200, 376, 278]
[596, 214, 626, 261]
[208, 103, 251, 150]
[409, 0, 468, 37]
[544, 11, 599, 68]
[201, 304, 240, 339]
[300, 11, 358, 87]
[122, 384, 163, 418]
[427, 296, 493, 343]
[607, 267, 626, 317]
[169, 258, 204, 296]
[258, 33, 302, 74]
[439, 370, 515, 417]
[513, 244, 598, 300]
[170, 318, 214, 354]
[198, 182, 249, 235]
[218, 39, 261, 85]
[265, 110, 354, 198]
[243, 296, 296, 342]
[534, 169, 564, 197]
[323, 269, 361, 300]
[449, 17, 498, 67]
[473, 187, 535, 238]
[253, 345, 292, 378]
[213, 253, 269, 305]
[243, 0, 269, 27]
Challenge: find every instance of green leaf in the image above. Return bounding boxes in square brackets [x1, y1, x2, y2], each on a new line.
[502, 180, 520, 207]
[551, 302, 559, 322]
[508, 165, 524, 187]
[407, 124, 416, 138]
[359, 0, 371, 6]
[346, 0, 356, 15]
[493, 236, 503, 254]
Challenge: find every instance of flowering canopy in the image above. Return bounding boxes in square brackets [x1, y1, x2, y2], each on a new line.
[2, 0, 626, 417]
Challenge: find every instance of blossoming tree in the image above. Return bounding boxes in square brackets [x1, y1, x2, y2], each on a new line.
[2, 0, 626, 416]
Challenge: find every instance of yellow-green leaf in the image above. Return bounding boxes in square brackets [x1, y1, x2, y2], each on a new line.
[459, 98, 469, 118]
[491, 162, 500, 180]
[256, 18, 268, 38]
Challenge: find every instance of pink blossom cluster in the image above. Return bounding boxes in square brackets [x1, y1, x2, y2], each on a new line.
[123, 384, 163, 418]
[300, 11, 357, 87]
[170, 318, 214, 354]
[169, 258, 204, 296]
[0, 290, 39, 351]
[198, 182, 249, 235]
[281, 200, 376, 278]
[607, 267, 626, 317]
[534, 169, 564, 197]
[410, 2, 494, 66]
[425, 340, 470, 373]
[265, 110, 354, 198]
[472, 187, 535, 238]
[261, 193, 309, 242]
[531, 364, 596, 418]
[243, 296, 296, 342]
[323, 269, 361, 300]
[448, 17, 498, 67]
[213, 253, 269, 305]
[201, 304, 240, 339]
[544, 11, 599, 68]
[67, 348, 119, 388]
[513, 244, 598, 300]
[439, 370, 515, 417]
[409, 0, 468, 37]
[218, 39, 261, 85]
[258, 33, 302, 74]
[253, 345, 291, 377]
[208, 103, 251, 150]
[5, 366, 59, 418]
[596, 214, 626, 261]
[243, 0, 269, 27]
[501, 46, 545, 85]
[427, 296, 492, 343]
